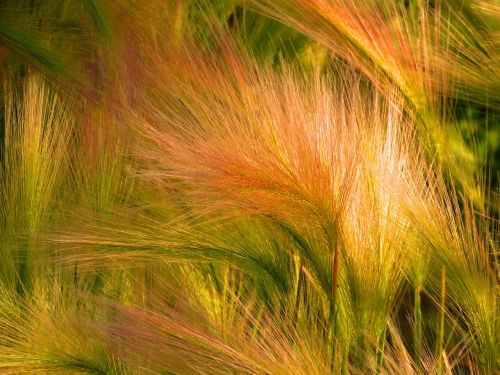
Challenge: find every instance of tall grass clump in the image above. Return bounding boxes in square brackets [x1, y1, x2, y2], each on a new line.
[0, 0, 498, 374]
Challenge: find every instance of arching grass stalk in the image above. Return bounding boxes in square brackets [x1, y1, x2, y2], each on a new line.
[331, 231, 340, 315]
[414, 284, 423, 367]
[376, 324, 387, 375]
[437, 266, 446, 374]
[329, 227, 340, 372]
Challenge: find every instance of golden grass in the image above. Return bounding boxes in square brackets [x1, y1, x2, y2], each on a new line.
[0, 1, 497, 374]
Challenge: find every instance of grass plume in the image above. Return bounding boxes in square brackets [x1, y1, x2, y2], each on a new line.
[0, 1, 497, 374]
